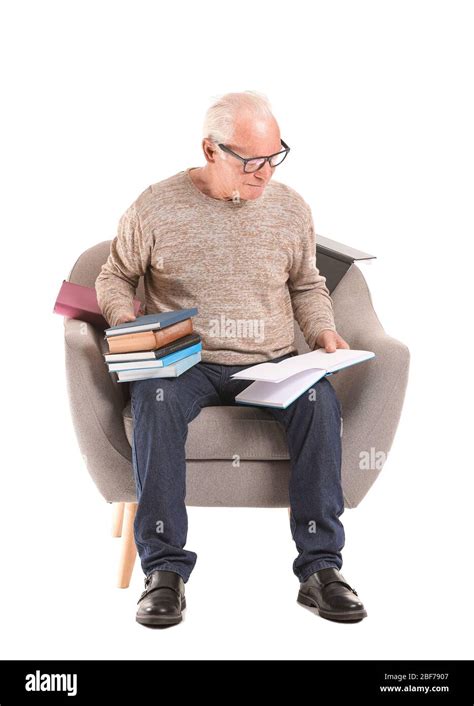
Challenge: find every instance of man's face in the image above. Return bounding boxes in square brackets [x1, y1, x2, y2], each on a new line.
[211, 116, 282, 201]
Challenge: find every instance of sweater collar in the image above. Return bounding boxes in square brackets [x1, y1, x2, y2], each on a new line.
[183, 168, 264, 209]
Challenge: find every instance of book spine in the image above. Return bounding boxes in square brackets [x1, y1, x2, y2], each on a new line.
[107, 318, 193, 354]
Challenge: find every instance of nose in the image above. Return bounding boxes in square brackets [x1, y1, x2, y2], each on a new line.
[254, 161, 272, 181]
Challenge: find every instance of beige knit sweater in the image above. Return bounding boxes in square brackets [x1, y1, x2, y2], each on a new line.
[95, 168, 336, 365]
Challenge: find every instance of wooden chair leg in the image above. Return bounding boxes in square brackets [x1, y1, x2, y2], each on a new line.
[117, 502, 138, 589]
[111, 502, 125, 537]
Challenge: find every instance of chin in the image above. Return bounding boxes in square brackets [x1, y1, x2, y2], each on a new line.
[243, 186, 266, 199]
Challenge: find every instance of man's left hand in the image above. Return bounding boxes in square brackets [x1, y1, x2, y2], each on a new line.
[315, 329, 350, 353]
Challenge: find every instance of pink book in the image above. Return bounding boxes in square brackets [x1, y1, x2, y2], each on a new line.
[53, 279, 143, 329]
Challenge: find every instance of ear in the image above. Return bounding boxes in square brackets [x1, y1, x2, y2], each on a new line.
[203, 138, 217, 164]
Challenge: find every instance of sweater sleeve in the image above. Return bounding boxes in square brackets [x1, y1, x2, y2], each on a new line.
[95, 202, 152, 327]
[288, 203, 337, 350]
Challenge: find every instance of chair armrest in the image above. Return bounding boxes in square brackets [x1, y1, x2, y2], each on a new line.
[330, 264, 410, 507]
[64, 317, 136, 502]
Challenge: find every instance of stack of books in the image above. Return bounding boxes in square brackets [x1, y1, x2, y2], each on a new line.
[103, 308, 202, 382]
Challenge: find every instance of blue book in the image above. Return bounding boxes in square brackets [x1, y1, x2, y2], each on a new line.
[116, 351, 201, 382]
[105, 308, 198, 337]
[107, 342, 202, 372]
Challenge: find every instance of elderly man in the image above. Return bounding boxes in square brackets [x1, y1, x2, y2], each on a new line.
[96, 91, 367, 627]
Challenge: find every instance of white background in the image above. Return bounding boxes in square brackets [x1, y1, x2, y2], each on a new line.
[1, 0, 473, 660]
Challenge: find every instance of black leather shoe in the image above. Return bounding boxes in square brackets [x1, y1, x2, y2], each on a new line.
[136, 570, 186, 627]
[297, 567, 367, 622]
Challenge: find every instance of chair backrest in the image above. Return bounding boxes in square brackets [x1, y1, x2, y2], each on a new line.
[68, 240, 147, 304]
[68, 240, 347, 360]
[67, 239, 341, 402]
[69, 230, 375, 299]
[68, 239, 331, 356]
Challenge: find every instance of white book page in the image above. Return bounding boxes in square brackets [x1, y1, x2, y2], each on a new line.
[320, 349, 375, 373]
[231, 348, 374, 383]
[236, 369, 327, 408]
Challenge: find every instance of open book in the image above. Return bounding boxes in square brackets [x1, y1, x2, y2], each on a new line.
[231, 348, 375, 409]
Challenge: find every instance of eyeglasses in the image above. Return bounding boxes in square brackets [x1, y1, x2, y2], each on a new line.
[217, 139, 291, 173]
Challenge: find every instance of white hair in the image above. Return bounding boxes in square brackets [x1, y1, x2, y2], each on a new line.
[202, 91, 275, 153]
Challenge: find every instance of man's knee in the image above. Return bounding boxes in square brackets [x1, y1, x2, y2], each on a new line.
[131, 378, 179, 411]
[297, 377, 341, 417]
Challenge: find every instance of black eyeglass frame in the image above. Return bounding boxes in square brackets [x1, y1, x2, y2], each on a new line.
[217, 139, 291, 173]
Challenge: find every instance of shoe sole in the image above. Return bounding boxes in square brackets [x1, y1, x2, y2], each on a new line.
[297, 591, 367, 622]
[136, 597, 186, 627]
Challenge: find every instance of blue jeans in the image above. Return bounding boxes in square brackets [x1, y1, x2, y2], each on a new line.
[130, 351, 345, 584]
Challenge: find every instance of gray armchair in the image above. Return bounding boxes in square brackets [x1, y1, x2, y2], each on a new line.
[64, 236, 410, 588]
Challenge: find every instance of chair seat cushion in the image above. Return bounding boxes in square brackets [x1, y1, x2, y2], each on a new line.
[122, 401, 290, 461]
